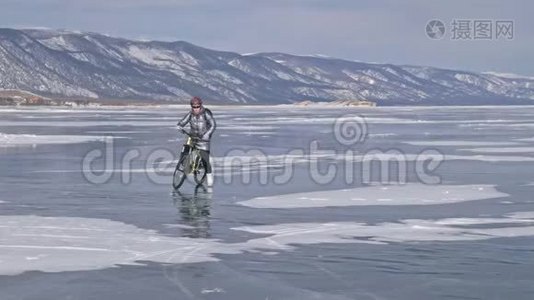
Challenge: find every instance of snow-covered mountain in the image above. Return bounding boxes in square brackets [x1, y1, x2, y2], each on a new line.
[0, 28, 533, 105]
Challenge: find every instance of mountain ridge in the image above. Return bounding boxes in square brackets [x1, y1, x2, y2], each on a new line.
[0, 28, 532, 105]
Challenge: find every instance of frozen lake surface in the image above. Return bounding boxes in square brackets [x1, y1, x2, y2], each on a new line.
[1, 105, 534, 299]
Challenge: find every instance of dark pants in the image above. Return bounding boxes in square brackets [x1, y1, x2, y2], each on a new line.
[179, 145, 212, 174]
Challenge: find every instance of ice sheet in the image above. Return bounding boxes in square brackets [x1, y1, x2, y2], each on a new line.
[3, 106, 534, 288]
[231, 116, 521, 125]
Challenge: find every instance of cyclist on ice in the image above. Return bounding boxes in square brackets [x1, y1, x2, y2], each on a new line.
[176, 96, 216, 187]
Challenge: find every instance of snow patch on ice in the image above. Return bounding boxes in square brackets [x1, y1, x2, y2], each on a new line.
[459, 147, 534, 154]
[231, 116, 522, 126]
[2, 212, 534, 275]
[233, 213, 534, 246]
[347, 153, 534, 163]
[0, 133, 107, 146]
[459, 123, 534, 129]
[507, 211, 534, 219]
[0, 215, 232, 275]
[516, 137, 534, 142]
[368, 133, 397, 138]
[85, 130, 149, 134]
[201, 288, 226, 294]
[237, 184, 507, 208]
[404, 141, 520, 147]
[0, 121, 172, 127]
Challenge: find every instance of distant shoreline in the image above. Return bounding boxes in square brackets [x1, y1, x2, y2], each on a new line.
[3, 104, 534, 109]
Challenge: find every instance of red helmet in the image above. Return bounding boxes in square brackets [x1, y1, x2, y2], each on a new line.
[190, 96, 202, 107]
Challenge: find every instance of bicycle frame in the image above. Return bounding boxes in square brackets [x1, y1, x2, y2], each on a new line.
[173, 130, 208, 189]
[183, 137, 204, 174]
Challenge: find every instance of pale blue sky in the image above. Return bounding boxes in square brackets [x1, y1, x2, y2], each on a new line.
[1, 0, 532, 75]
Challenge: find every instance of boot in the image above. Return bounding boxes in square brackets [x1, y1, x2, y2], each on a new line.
[206, 173, 214, 187]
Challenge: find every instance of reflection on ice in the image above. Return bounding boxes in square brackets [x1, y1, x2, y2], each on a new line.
[171, 187, 213, 239]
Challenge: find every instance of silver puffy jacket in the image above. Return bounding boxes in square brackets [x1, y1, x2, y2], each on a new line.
[177, 107, 216, 151]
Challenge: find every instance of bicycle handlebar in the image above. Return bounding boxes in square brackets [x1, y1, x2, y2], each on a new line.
[178, 127, 207, 142]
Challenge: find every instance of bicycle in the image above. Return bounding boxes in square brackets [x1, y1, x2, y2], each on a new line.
[173, 130, 208, 189]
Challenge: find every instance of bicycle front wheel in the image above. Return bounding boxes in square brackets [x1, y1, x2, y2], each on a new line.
[172, 156, 188, 189]
[193, 154, 208, 186]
